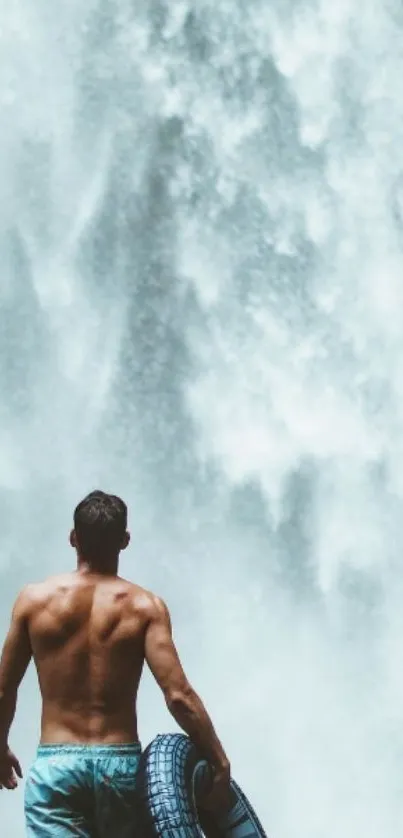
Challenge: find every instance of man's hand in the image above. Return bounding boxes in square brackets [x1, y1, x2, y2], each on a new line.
[203, 760, 232, 813]
[0, 747, 22, 790]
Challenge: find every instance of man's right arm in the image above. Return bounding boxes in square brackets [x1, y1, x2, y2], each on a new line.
[144, 596, 230, 778]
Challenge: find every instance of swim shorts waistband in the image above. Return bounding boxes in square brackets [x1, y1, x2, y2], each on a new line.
[37, 742, 142, 758]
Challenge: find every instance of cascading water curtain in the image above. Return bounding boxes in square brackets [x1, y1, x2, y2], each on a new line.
[1, 2, 402, 836]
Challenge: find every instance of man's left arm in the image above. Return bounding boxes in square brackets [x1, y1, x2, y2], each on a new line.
[0, 587, 33, 788]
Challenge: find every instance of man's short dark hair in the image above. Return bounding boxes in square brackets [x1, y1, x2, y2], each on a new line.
[73, 490, 127, 560]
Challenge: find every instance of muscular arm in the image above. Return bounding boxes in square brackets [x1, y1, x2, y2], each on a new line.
[144, 597, 229, 772]
[0, 588, 33, 748]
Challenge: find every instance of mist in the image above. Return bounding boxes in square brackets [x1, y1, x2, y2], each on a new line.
[1, 2, 402, 835]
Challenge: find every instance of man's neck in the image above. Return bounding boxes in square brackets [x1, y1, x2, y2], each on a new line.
[77, 555, 119, 577]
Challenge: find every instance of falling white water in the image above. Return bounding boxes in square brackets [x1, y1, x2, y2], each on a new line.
[1, 1, 402, 835]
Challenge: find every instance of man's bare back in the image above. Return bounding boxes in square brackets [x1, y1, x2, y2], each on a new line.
[25, 571, 155, 745]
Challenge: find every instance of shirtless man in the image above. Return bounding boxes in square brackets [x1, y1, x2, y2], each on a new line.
[0, 490, 230, 836]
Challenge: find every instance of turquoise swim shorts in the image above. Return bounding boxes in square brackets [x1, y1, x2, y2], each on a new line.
[24, 743, 142, 837]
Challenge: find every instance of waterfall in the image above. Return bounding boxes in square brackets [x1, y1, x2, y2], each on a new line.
[1, 2, 402, 835]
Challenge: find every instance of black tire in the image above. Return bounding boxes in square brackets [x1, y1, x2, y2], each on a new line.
[137, 733, 268, 838]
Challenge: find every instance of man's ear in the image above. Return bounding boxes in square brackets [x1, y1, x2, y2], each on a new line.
[69, 529, 77, 548]
[121, 531, 130, 551]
